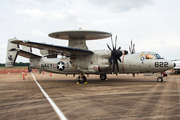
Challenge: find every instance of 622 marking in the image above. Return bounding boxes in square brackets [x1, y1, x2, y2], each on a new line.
[155, 62, 168, 67]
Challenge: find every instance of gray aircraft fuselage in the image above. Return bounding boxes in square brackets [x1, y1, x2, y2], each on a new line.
[30, 50, 174, 75]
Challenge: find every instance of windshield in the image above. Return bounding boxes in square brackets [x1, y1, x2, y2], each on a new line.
[153, 54, 163, 59]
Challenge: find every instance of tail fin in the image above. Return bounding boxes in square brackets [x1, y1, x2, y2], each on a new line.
[5, 38, 19, 67]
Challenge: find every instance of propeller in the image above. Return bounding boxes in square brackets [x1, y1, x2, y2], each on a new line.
[129, 39, 135, 54]
[107, 36, 123, 75]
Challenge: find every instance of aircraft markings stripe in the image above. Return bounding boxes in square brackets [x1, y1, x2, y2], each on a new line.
[139, 53, 145, 57]
[31, 72, 67, 120]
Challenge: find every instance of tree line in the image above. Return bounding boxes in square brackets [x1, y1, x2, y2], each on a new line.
[0, 62, 30, 67]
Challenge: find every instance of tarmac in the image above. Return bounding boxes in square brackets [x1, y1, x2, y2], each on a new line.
[0, 72, 180, 120]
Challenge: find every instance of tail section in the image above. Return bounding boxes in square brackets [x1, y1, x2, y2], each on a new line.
[5, 38, 41, 67]
[5, 38, 19, 67]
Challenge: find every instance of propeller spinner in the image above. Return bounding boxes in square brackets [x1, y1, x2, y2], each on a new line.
[107, 36, 123, 75]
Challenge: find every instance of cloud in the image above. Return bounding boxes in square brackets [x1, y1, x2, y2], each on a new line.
[16, 9, 45, 21]
[10, 0, 52, 5]
[88, 0, 153, 12]
[15, 9, 81, 22]
[32, 31, 47, 37]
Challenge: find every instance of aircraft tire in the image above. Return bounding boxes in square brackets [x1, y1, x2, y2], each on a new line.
[157, 77, 163, 82]
[78, 76, 87, 83]
[100, 74, 107, 80]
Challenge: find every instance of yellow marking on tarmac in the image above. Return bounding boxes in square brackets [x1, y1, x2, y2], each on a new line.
[140, 53, 145, 57]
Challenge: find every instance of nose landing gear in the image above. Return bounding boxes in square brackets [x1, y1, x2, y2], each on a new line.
[157, 77, 163, 82]
[157, 72, 167, 82]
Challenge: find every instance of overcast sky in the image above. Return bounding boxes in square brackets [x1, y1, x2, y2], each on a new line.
[1, 0, 180, 63]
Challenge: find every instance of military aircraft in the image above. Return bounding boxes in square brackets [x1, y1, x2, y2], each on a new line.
[5, 30, 176, 83]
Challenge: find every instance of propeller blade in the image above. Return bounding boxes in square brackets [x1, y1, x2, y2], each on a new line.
[107, 43, 112, 51]
[109, 61, 112, 66]
[111, 36, 115, 50]
[115, 35, 117, 50]
[130, 39, 133, 53]
[112, 58, 116, 73]
[117, 57, 121, 63]
[133, 43, 135, 54]
[129, 46, 132, 53]
[115, 59, 119, 73]
[118, 47, 121, 50]
[129, 40, 135, 54]
[108, 55, 114, 62]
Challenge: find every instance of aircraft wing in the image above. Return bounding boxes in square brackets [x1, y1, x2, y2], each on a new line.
[11, 40, 93, 57]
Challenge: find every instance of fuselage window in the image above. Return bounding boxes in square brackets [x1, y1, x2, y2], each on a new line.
[146, 54, 154, 59]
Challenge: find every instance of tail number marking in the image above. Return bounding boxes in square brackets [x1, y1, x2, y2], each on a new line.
[155, 62, 168, 67]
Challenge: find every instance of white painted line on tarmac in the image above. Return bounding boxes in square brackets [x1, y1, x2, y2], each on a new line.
[31, 72, 67, 120]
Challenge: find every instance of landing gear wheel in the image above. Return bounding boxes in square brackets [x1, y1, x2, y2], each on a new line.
[157, 77, 163, 82]
[100, 74, 107, 80]
[78, 76, 87, 83]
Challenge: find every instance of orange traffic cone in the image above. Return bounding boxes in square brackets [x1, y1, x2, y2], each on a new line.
[43, 71, 44, 74]
[22, 71, 25, 80]
[25, 69, 27, 76]
[50, 72, 52, 77]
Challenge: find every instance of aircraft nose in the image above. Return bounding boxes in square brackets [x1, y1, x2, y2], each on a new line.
[167, 61, 175, 69]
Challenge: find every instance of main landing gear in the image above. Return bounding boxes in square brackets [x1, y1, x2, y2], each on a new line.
[77, 72, 108, 84]
[77, 72, 87, 84]
[100, 74, 107, 81]
[77, 76, 87, 83]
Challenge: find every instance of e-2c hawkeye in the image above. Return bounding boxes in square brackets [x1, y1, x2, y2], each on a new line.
[5, 30, 176, 83]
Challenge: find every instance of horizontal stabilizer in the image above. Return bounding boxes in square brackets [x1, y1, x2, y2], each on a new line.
[17, 49, 41, 59]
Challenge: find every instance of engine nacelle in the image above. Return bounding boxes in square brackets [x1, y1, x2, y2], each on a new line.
[88, 65, 100, 72]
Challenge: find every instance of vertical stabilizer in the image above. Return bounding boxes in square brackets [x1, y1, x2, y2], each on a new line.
[5, 38, 19, 67]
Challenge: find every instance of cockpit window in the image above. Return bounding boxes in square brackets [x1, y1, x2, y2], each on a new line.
[153, 54, 163, 59]
[146, 54, 154, 59]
